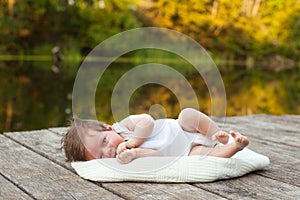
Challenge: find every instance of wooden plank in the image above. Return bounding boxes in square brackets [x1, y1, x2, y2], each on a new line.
[4, 129, 71, 170]
[216, 118, 300, 187]
[215, 115, 300, 147]
[215, 115, 300, 159]
[249, 136, 300, 159]
[249, 114, 300, 128]
[216, 115, 300, 190]
[216, 116, 300, 187]
[4, 115, 299, 198]
[102, 182, 227, 200]
[190, 137, 300, 199]
[21, 118, 300, 190]
[194, 173, 300, 200]
[4, 129, 227, 199]
[245, 137, 300, 187]
[48, 127, 68, 136]
[0, 134, 123, 200]
[0, 174, 33, 200]
[225, 114, 300, 131]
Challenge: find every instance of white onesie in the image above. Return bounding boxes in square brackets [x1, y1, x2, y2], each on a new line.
[112, 115, 217, 156]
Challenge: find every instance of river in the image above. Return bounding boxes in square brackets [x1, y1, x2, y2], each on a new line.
[0, 59, 299, 131]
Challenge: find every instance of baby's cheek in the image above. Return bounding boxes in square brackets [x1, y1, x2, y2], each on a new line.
[111, 136, 125, 147]
[84, 148, 97, 161]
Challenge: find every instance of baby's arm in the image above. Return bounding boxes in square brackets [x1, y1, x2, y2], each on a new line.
[117, 148, 162, 164]
[117, 114, 154, 154]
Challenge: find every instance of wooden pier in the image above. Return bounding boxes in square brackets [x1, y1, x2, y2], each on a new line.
[1, 114, 299, 199]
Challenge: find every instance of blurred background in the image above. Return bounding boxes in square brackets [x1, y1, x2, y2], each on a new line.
[0, 0, 299, 131]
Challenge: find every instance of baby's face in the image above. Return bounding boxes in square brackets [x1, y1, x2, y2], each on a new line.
[83, 127, 124, 160]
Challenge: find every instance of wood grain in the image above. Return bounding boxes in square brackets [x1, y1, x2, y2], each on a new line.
[3, 130, 225, 199]
[0, 134, 122, 199]
[0, 174, 33, 200]
[102, 182, 227, 200]
[194, 173, 300, 200]
[1, 114, 300, 199]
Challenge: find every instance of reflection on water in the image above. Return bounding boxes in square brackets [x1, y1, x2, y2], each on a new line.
[0, 60, 74, 131]
[0, 60, 299, 132]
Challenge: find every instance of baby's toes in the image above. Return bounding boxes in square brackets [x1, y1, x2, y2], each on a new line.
[221, 132, 229, 138]
[230, 130, 237, 138]
[242, 136, 248, 143]
[236, 136, 242, 142]
[239, 136, 245, 142]
[214, 131, 229, 144]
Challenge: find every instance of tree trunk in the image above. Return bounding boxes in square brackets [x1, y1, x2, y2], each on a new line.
[8, 0, 16, 17]
[5, 99, 13, 131]
[212, 0, 219, 18]
[252, 0, 262, 16]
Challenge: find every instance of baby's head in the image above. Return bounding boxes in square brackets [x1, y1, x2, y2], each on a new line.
[62, 118, 124, 161]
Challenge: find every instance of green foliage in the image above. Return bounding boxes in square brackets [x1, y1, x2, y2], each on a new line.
[140, 0, 300, 61]
[0, 0, 141, 54]
[1, 0, 299, 62]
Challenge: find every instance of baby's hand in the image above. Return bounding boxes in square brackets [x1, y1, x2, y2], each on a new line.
[117, 149, 137, 164]
[116, 141, 136, 155]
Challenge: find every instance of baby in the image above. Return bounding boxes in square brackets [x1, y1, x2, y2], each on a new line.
[62, 108, 249, 164]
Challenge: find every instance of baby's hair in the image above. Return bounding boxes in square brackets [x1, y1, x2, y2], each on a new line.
[61, 117, 110, 161]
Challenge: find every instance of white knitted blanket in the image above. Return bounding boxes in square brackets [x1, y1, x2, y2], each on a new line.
[71, 145, 270, 182]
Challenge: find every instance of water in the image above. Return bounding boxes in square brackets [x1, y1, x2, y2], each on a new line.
[0, 60, 74, 131]
[0, 59, 299, 132]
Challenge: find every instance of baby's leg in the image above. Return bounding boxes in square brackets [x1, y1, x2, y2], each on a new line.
[178, 108, 228, 143]
[189, 131, 249, 158]
[178, 108, 219, 135]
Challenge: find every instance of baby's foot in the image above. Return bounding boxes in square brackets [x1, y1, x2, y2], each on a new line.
[212, 131, 229, 144]
[230, 131, 249, 150]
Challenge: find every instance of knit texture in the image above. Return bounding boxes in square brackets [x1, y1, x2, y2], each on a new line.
[71, 146, 269, 182]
